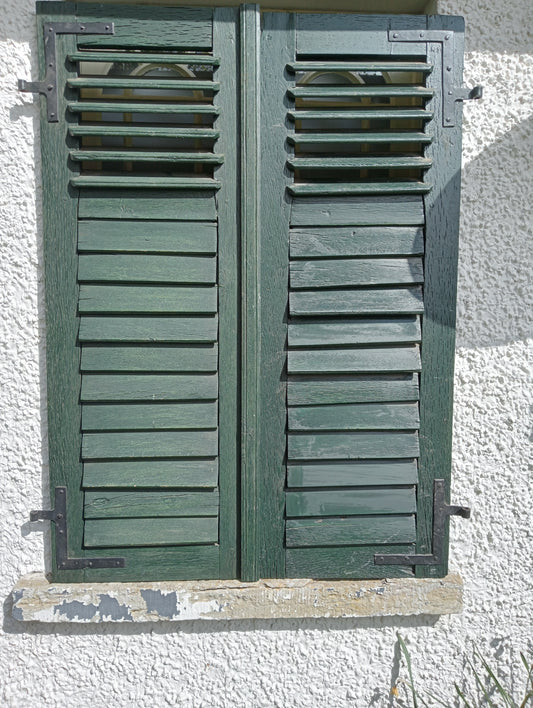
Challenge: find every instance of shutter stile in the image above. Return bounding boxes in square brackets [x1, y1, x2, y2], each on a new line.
[285, 50, 434, 578]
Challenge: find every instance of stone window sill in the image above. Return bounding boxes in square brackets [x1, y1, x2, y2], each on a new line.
[12, 572, 463, 623]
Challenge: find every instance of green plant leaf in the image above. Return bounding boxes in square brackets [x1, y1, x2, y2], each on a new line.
[474, 648, 514, 708]
[521, 654, 533, 692]
[455, 682, 474, 708]
[467, 656, 497, 708]
[397, 634, 419, 708]
[519, 691, 533, 708]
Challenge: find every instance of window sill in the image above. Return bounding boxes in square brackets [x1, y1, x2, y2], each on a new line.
[11, 572, 463, 623]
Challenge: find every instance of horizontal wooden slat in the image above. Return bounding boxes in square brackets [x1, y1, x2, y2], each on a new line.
[70, 52, 220, 65]
[288, 183, 432, 197]
[287, 61, 433, 73]
[72, 177, 221, 190]
[288, 157, 432, 170]
[288, 318, 421, 347]
[78, 220, 217, 254]
[68, 77, 220, 91]
[288, 402, 420, 431]
[82, 430, 218, 459]
[287, 374, 419, 406]
[79, 189, 217, 221]
[286, 487, 416, 516]
[287, 460, 418, 487]
[288, 109, 433, 121]
[81, 374, 218, 402]
[77, 545, 220, 582]
[289, 86, 434, 99]
[81, 345, 218, 372]
[290, 288, 424, 316]
[290, 258, 424, 289]
[286, 545, 415, 579]
[286, 515, 416, 547]
[82, 402, 218, 431]
[71, 150, 224, 164]
[78, 254, 215, 283]
[290, 195, 425, 226]
[70, 126, 219, 139]
[288, 133, 432, 145]
[76, 6, 213, 50]
[290, 226, 424, 258]
[68, 102, 220, 115]
[79, 316, 218, 343]
[288, 431, 419, 460]
[79, 286, 217, 314]
[288, 346, 421, 374]
[84, 490, 219, 518]
[84, 517, 218, 548]
[83, 459, 218, 489]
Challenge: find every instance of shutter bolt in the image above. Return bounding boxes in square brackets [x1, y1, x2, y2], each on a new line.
[446, 116, 452, 122]
[419, 32, 425, 38]
[448, 90, 453, 95]
[446, 66, 452, 72]
[392, 32, 399, 38]
[47, 84, 53, 92]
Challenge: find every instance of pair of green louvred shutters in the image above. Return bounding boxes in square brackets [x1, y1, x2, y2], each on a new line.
[37, 2, 467, 581]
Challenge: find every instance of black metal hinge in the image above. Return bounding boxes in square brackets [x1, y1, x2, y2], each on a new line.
[18, 21, 114, 122]
[388, 29, 482, 127]
[30, 487, 125, 570]
[374, 479, 470, 567]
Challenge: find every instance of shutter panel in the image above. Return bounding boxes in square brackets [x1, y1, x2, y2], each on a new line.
[257, 13, 464, 579]
[40, 2, 238, 580]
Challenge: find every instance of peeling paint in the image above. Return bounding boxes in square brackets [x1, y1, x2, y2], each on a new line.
[54, 600, 100, 621]
[97, 595, 133, 622]
[140, 589, 178, 620]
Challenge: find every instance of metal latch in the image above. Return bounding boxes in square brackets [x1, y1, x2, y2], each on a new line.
[18, 22, 114, 122]
[374, 479, 470, 567]
[388, 29, 483, 127]
[30, 487, 125, 570]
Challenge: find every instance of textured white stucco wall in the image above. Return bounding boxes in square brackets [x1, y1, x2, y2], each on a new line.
[1, 0, 531, 705]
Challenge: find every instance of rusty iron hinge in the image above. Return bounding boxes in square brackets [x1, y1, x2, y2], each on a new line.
[374, 479, 470, 567]
[30, 487, 125, 570]
[18, 21, 114, 122]
[388, 29, 482, 127]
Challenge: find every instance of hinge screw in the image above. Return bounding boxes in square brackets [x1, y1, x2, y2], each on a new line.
[419, 32, 424, 38]
[448, 90, 453, 95]
[47, 85, 53, 92]
[445, 34, 451, 40]
[393, 32, 399, 38]
[447, 66, 452, 72]
[446, 116, 452, 122]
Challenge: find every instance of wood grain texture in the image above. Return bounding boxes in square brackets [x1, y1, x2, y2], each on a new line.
[213, 6, 240, 578]
[287, 460, 418, 487]
[288, 318, 421, 347]
[286, 488, 416, 516]
[288, 431, 419, 460]
[286, 545, 415, 579]
[84, 517, 218, 548]
[81, 373, 217, 402]
[287, 374, 419, 405]
[291, 195, 425, 226]
[288, 346, 421, 374]
[78, 286, 217, 314]
[81, 345, 218, 372]
[83, 459, 219, 489]
[76, 4, 213, 49]
[82, 430, 218, 459]
[290, 288, 424, 316]
[290, 227, 424, 257]
[81, 402, 218, 431]
[290, 258, 424, 289]
[286, 515, 416, 546]
[78, 220, 217, 254]
[84, 490, 219, 518]
[79, 189, 217, 221]
[78, 316, 218, 343]
[288, 402, 420, 431]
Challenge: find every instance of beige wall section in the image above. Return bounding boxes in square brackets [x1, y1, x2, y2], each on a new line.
[76, 0, 437, 14]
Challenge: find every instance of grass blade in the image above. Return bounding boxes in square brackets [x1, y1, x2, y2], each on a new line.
[521, 654, 533, 692]
[397, 634, 419, 708]
[519, 691, 533, 708]
[475, 649, 514, 707]
[468, 656, 497, 708]
[455, 682, 474, 708]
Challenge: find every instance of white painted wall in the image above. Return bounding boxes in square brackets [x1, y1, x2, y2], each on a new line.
[0, 0, 531, 704]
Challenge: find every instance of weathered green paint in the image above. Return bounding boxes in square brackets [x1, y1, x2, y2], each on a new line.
[286, 515, 416, 547]
[287, 374, 419, 406]
[78, 254, 216, 283]
[288, 318, 421, 347]
[288, 431, 420, 460]
[78, 316, 218, 343]
[288, 183, 432, 196]
[287, 460, 418, 487]
[288, 403, 420, 431]
[287, 61, 432, 72]
[70, 125, 219, 139]
[83, 460, 219, 489]
[68, 77, 220, 91]
[69, 50, 220, 64]
[78, 189, 217, 220]
[84, 517, 218, 548]
[291, 195, 425, 226]
[82, 430, 219, 460]
[78, 220, 218, 254]
[80, 345, 218, 373]
[288, 133, 432, 145]
[78, 286, 218, 314]
[73, 176, 221, 190]
[290, 288, 424, 316]
[288, 346, 421, 374]
[290, 226, 424, 258]
[84, 490, 219, 518]
[286, 545, 415, 579]
[288, 85, 433, 98]
[82, 402, 218, 431]
[290, 258, 424, 289]
[68, 101, 220, 115]
[71, 150, 224, 164]
[81, 374, 218, 402]
[286, 488, 416, 517]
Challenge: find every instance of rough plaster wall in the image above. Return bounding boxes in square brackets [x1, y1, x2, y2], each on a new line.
[0, 0, 531, 704]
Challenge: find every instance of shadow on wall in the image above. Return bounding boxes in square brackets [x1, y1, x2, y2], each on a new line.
[456, 114, 532, 349]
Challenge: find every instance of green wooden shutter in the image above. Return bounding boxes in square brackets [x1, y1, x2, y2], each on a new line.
[39, 2, 238, 581]
[256, 12, 465, 580]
